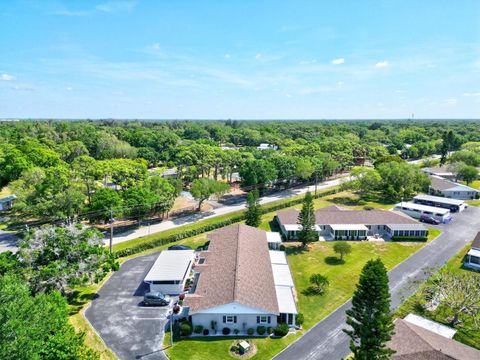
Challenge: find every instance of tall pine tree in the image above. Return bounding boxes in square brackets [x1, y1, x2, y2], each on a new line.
[344, 259, 395, 360]
[245, 189, 261, 227]
[297, 192, 318, 248]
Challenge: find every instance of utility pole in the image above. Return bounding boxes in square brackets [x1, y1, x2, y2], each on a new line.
[109, 209, 114, 254]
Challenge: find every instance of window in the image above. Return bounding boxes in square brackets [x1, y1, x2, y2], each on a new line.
[257, 316, 271, 324]
[151, 280, 180, 285]
[224, 315, 237, 323]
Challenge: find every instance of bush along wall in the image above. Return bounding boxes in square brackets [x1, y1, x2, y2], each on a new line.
[391, 236, 428, 242]
[115, 187, 339, 257]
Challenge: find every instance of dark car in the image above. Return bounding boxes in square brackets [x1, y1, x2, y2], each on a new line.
[419, 214, 440, 225]
[168, 244, 192, 250]
[143, 291, 171, 306]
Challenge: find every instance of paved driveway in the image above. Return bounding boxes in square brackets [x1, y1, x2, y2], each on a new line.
[274, 206, 480, 360]
[85, 252, 170, 360]
[0, 230, 19, 253]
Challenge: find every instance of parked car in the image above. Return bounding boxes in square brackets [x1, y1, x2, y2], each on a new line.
[168, 244, 192, 250]
[419, 215, 440, 225]
[143, 292, 171, 306]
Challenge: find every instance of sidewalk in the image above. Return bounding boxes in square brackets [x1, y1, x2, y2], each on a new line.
[105, 176, 348, 246]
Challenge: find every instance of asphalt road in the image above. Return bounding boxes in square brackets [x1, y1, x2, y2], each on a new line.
[0, 230, 19, 253]
[274, 206, 480, 360]
[85, 252, 170, 360]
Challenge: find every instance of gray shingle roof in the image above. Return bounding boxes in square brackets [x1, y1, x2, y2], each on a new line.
[388, 318, 480, 360]
[184, 224, 279, 315]
[276, 206, 418, 226]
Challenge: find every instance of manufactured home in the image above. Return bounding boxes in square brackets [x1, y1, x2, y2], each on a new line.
[413, 194, 467, 212]
[394, 202, 451, 223]
[465, 232, 480, 270]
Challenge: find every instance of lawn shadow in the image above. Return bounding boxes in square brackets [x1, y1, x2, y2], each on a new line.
[329, 196, 362, 207]
[324, 256, 345, 265]
[268, 219, 281, 232]
[302, 287, 325, 296]
[285, 245, 308, 256]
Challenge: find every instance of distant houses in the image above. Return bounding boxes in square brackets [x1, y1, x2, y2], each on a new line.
[429, 175, 478, 200]
[275, 205, 428, 241]
[257, 143, 278, 151]
[422, 165, 457, 180]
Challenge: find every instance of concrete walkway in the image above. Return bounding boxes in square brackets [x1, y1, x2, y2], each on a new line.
[105, 176, 348, 246]
[273, 207, 480, 360]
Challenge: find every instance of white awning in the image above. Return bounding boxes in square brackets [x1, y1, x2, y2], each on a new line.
[467, 248, 480, 258]
[269, 250, 288, 265]
[266, 232, 282, 243]
[275, 286, 298, 314]
[404, 314, 456, 339]
[330, 224, 369, 231]
[283, 224, 301, 231]
[271, 264, 295, 287]
[144, 250, 195, 282]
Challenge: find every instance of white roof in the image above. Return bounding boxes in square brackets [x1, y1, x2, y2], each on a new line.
[271, 264, 295, 287]
[414, 194, 465, 206]
[467, 248, 480, 258]
[284, 224, 301, 231]
[269, 250, 287, 265]
[330, 224, 369, 231]
[396, 202, 451, 215]
[144, 250, 195, 282]
[275, 286, 298, 314]
[404, 314, 456, 339]
[266, 232, 282, 243]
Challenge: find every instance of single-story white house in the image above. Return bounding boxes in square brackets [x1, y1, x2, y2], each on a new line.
[422, 165, 456, 180]
[184, 224, 297, 334]
[413, 194, 467, 213]
[394, 202, 452, 223]
[465, 232, 480, 270]
[275, 205, 428, 241]
[429, 175, 479, 200]
[0, 194, 16, 211]
[144, 250, 195, 294]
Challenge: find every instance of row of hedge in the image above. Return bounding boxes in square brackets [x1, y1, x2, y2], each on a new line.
[391, 236, 428, 242]
[114, 187, 339, 257]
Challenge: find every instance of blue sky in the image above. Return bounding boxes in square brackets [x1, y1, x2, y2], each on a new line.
[1, 0, 479, 119]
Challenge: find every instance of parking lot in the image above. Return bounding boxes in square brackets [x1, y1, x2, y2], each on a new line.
[85, 252, 170, 360]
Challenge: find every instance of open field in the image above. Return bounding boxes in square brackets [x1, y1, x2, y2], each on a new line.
[395, 241, 480, 350]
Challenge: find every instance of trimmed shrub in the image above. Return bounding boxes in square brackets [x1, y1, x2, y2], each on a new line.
[391, 236, 428, 242]
[179, 293, 185, 300]
[256, 326, 266, 335]
[247, 328, 255, 336]
[173, 305, 180, 314]
[274, 323, 289, 337]
[180, 322, 192, 336]
[172, 322, 181, 340]
[194, 325, 203, 334]
[267, 326, 273, 335]
[222, 327, 231, 335]
[296, 313, 304, 327]
[202, 328, 209, 336]
[230, 345, 239, 353]
[233, 329, 240, 335]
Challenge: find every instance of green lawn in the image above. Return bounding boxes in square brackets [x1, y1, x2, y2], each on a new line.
[395, 242, 480, 350]
[165, 234, 439, 360]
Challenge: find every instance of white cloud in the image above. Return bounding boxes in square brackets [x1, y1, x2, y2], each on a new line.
[331, 58, 345, 65]
[11, 85, 34, 91]
[463, 92, 480, 97]
[66, 87, 73, 91]
[224, 53, 231, 59]
[375, 61, 389, 68]
[444, 98, 457, 105]
[255, 53, 262, 60]
[394, 89, 405, 93]
[337, 81, 344, 86]
[96, 1, 137, 13]
[53, 9, 90, 16]
[1, 73, 15, 81]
